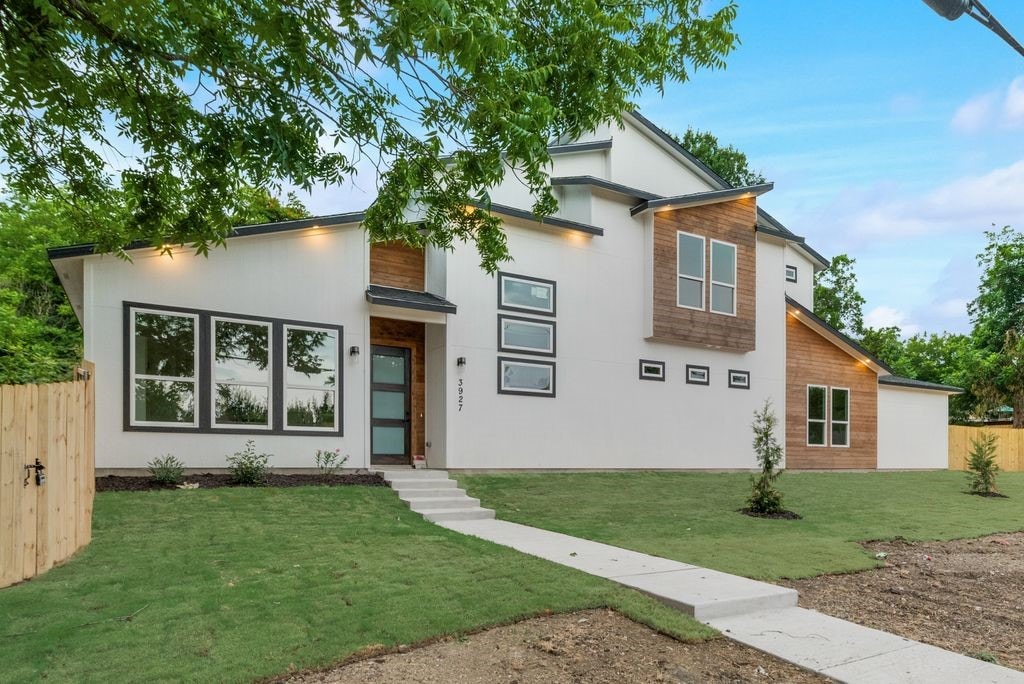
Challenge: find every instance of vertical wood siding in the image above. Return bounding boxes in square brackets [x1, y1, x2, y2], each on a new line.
[1, 362, 94, 589]
[785, 315, 878, 469]
[370, 318, 426, 458]
[369, 241, 425, 291]
[949, 425, 1024, 471]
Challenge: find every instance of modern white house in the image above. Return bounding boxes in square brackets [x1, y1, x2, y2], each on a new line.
[49, 111, 959, 472]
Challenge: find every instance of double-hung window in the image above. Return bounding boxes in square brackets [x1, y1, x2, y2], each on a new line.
[131, 309, 199, 427]
[807, 384, 850, 447]
[285, 326, 339, 430]
[676, 232, 705, 310]
[710, 240, 737, 315]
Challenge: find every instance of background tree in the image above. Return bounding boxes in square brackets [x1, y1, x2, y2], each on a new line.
[1, 0, 738, 271]
[970, 226, 1024, 428]
[813, 254, 866, 336]
[677, 127, 766, 187]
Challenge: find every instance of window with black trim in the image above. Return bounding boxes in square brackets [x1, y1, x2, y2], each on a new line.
[498, 315, 555, 357]
[125, 303, 342, 435]
[785, 265, 798, 283]
[727, 369, 750, 389]
[639, 359, 665, 381]
[498, 272, 555, 316]
[498, 357, 555, 397]
[686, 364, 710, 386]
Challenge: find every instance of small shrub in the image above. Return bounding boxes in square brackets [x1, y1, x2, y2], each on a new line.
[147, 454, 185, 486]
[746, 399, 787, 516]
[227, 440, 272, 486]
[966, 432, 1000, 496]
[971, 651, 1000, 664]
[314, 448, 348, 475]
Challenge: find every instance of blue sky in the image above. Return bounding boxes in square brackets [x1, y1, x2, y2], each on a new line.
[301, 1, 1024, 337]
[639, 1, 1024, 336]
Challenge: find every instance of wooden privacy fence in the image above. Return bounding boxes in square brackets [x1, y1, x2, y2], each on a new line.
[948, 425, 1024, 471]
[1, 362, 95, 589]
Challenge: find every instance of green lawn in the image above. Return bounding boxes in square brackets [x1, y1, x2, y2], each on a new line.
[0, 487, 711, 683]
[457, 471, 1024, 580]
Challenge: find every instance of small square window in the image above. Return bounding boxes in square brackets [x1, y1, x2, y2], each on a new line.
[639, 359, 666, 381]
[686, 364, 710, 386]
[785, 265, 798, 283]
[728, 370, 750, 389]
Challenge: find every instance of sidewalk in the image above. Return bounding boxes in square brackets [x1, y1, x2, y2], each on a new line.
[441, 518, 1023, 684]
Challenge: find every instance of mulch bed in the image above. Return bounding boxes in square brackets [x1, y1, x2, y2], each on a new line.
[96, 472, 387, 492]
[782, 532, 1024, 671]
[739, 508, 803, 520]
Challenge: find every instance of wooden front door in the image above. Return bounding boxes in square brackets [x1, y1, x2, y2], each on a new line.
[370, 345, 411, 465]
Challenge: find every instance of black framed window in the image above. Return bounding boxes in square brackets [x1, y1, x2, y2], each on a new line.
[686, 364, 710, 386]
[727, 369, 750, 389]
[498, 272, 556, 316]
[498, 315, 556, 357]
[124, 302, 342, 435]
[497, 357, 556, 397]
[638, 359, 666, 381]
[785, 265, 798, 283]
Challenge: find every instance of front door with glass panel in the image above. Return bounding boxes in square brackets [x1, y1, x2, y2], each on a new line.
[370, 345, 411, 465]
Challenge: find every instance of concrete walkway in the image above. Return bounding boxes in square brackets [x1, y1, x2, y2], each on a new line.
[441, 517, 1024, 684]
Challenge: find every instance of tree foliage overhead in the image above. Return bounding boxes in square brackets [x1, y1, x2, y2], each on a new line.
[813, 254, 866, 337]
[678, 127, 766, 187]
[1, 0, 738, 271]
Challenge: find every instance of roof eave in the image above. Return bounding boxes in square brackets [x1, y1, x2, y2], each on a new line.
[630, 183, 774, 217]
[785, 296, 893, 375]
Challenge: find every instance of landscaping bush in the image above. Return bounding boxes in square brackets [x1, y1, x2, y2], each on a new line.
[227, 440, 272, 486]
[966, 432, 1002, 497]
[745, 399, 796, 517]
[314, 448, 347, 475]
[147, 454, 185, 486]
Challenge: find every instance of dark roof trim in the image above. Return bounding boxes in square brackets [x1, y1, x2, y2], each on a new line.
[630, 183, 774, 217]
[879, 375, 963, 394]
[473, 201, 604, 236]
[48, 211, 367, 260]
[550, 175, 661, 202]
[785, 295, 894, 374]
[755, 208, 830, 269]
[547, 139, 613, 155]
[366, 285, 457, 314]
[626, 110, 732, 189]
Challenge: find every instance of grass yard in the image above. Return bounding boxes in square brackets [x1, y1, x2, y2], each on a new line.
[0, 486, 712, 683]
[457, 471, 1024, 580]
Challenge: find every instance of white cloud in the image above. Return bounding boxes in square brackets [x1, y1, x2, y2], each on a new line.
[935, 297, 969, 318]
[1003, 76, 1024, 128]
[951, 91, 998, 133]
[865, 305, 921, 336]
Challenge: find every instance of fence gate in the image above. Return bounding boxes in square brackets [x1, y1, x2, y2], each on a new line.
[0, 362, 95, 589]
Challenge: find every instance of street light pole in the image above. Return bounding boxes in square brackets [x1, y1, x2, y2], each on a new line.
[922, 0, 1024, 57]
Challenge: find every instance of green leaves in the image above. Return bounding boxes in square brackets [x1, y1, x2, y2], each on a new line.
[0, 0, 738, 270]
[814, 254, 866, 337]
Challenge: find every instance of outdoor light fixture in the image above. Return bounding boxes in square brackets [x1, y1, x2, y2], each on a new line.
[349, 346, 360, 357]
[922, 0, 1024, 57]
[457, 357, 467, 366]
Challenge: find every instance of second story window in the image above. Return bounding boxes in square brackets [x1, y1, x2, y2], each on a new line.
[676, 232, 737, 316]
[676, 232, 705, 310]
[710, 240, 737, 315]
[785, 264, 798, 283]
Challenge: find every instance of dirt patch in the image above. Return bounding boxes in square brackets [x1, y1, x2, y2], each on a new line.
[783, 532, 1024, 670]
[738, 508, 802, 520]
[95, 472, 387, 492]
[279, 609, 825, 683]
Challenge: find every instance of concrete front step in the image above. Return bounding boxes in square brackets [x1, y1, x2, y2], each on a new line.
[421, 507, 496, 523]
[377, 469, 451, 482]
[388, 478, 458, 490]
[394, 486, 468, 499]
[405, 496, 481, 512]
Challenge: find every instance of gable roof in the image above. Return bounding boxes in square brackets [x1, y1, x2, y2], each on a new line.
[629, 183, 774, 217]
[878, 375, 963, 394]
[785, 295, 893, 374]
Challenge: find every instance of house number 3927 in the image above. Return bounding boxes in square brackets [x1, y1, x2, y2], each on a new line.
[458, 378, 464, 412]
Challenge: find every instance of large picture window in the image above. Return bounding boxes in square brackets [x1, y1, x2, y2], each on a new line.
[131, 309, 199, 427]
[676, 232, 705, 310]
[125, 303, 342, 435]
[710, 240, 737, 315]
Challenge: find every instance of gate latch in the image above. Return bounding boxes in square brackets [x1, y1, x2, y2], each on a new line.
[23, 459, 45, 487]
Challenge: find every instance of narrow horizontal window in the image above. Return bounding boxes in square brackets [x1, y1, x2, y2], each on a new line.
[285, 325, 339, 431]
[785, 265, 798, 283]
[728, 369, 750, 389]
[498, 357, 555, 397]
[638, 359, 665, 381]
[807, 385, 827, 446]
[498, 272, 555, 316]
[686, 364, 710, 386]
[498, 315, 555, 357]
[212, 317, 272, 429]
[831, 387, 850, 447]
[131, 309, 199, 427]
[710, 240, 736, 315]
[677, 232, 705, 310]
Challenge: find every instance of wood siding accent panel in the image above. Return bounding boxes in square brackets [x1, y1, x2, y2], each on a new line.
[785, 314, 877, 469]
[370, 317, 426, 458]
[369, 241, 425, 291]
[651, 198, 756, 351]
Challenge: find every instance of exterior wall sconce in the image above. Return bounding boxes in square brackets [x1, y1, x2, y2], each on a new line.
[349, 346, 360, 357]
[457, 357, 467, 366]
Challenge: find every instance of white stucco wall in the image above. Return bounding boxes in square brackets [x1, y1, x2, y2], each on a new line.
[85, 225, 370, 470]
[877, 386, 950, 469]
[783, 244, 816, 308]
